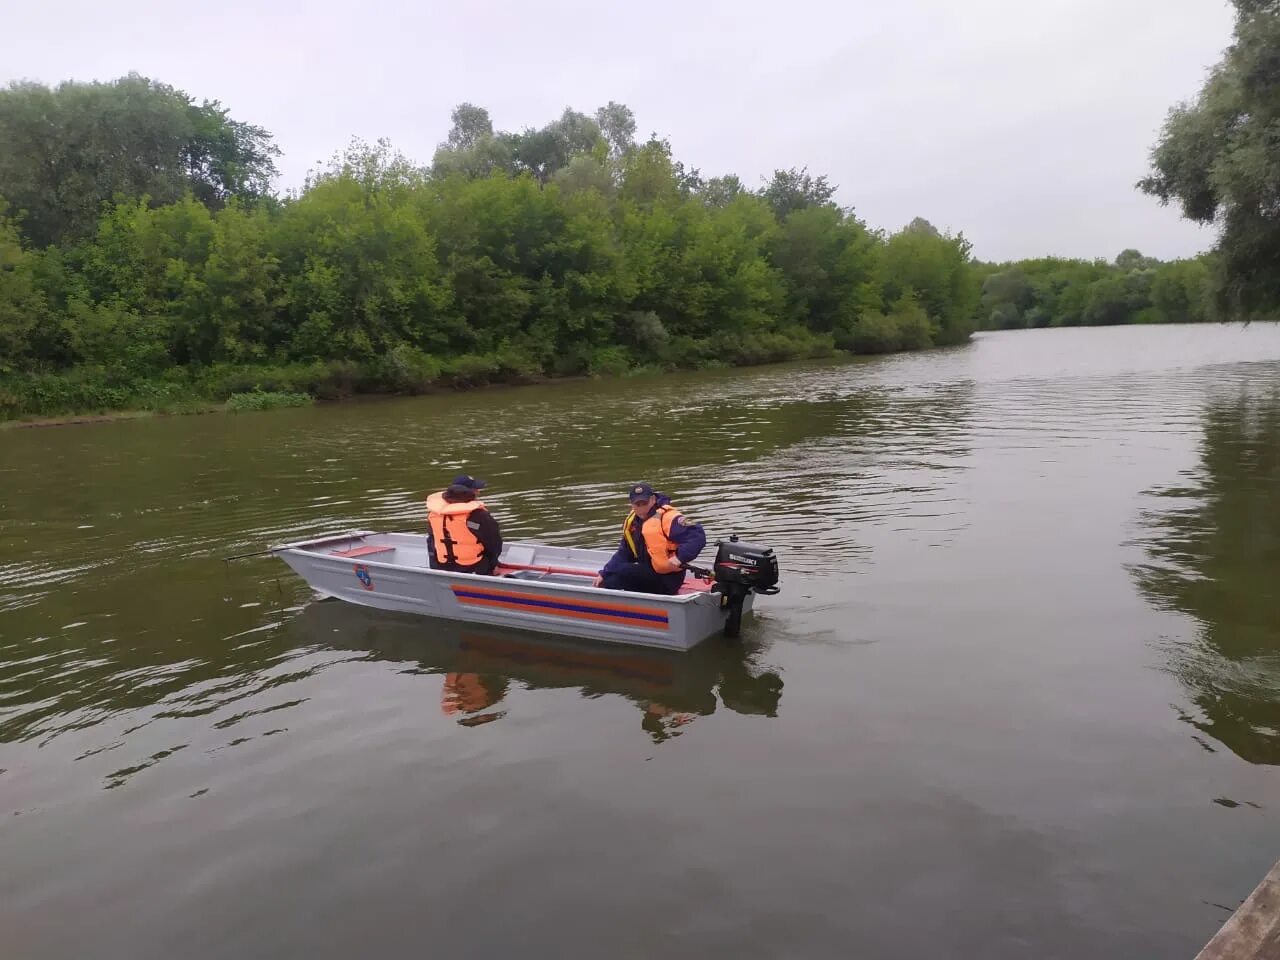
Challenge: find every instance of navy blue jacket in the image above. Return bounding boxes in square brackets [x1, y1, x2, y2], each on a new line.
[600, 495, 706, 577]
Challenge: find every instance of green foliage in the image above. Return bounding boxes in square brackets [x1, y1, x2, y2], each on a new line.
[432, 106, 515, 181]
[507, 109, 604, 184]
[842, 294, 936, 354]
[973, 251, 1218, 330]
[0, 73, 277, 248]
[760, 168, 838, 221]
[980, 268, 1035, 329]
[444, 103, 494, 151]
[769, 205, 880, 332]
[588, 345, 632, 376]
[442, 353, 502, 386]
[5, 85, 1232, 423]
[197, 361, 337, 399]
[1150, 258, 1212, 323]
[882, 219, 977, 343]
[374, 344, 444, 394]
[274, 145, 449, 363]
[0, 206, 54, 372]
[892, 294, 937, 350]
[594, 102, 637, 158]
[1139, 0, 1280, 317]
[720, 328, 836, 366]
[224, 390, 312, 412]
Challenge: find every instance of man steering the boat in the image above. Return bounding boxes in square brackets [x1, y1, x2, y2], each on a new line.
[425, 474, 503, 575]
[597, 483, 706, 595]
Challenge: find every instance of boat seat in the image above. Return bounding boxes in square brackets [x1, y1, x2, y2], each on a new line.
[503, 570, 596, 586]
[539, 573, 597, 585]
[330, 544, 396, 558]
[678, 578, 714, 594]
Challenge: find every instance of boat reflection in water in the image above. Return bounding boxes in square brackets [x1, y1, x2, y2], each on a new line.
[288, 599, 783, 742]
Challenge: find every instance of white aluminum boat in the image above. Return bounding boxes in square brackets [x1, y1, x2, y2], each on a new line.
[270, 530, 780, 652]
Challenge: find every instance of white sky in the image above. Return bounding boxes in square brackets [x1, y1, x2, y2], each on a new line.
[3, 0, 1234, 262]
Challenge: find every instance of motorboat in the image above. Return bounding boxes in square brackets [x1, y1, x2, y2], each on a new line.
[270, 530, 780, 652]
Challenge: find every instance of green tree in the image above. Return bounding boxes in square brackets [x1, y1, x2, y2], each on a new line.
[275, 143, 451, 362]
[1081, 270, 1154, 326]
[594, 101, 637, 157]
[768, 205, 881, 333]
[1114, 248, 1160, 272]
[0, 205, 55, 371]
[700, 175, 747, 208]
[1139, 0, 1280, 316]
[760, 167, 838, 221]
[980, 268, 1036, 329]
[1150, 258, 1212, 324]
[193, 203, 283, 364]
[882, 219, 977, 344]
[847, 293, 934, 354]
[431, 104, 519, 181]
[553, 153, 616, 197]
[0, 74, 277, 248]
[445, 103, 493, 150]
[512, 109, 602, 183]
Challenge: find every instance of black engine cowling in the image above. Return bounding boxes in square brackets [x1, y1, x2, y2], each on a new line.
[709, 536, 780, 638]
[713, 536, 780, 593]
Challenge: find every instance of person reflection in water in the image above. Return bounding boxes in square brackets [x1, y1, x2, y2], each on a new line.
[440, 672, 508, 727]
[641, 701, 697, 741]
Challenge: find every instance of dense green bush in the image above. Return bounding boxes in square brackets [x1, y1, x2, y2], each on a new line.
[225, 390, 313, 412]
[973, 251, 1219, 330]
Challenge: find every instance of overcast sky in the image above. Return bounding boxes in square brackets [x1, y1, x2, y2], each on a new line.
[4, 0, 1234, 262]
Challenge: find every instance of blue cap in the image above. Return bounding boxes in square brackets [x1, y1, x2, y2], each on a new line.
[451, 474, 487, 491]
[628, 482, 655, 503]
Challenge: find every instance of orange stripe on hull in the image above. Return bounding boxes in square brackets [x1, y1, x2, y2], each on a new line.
[455, 595, 669, 630]
[453, 587, 669, 618]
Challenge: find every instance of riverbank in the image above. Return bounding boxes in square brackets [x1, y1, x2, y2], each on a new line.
[0, 335, 859, 426]
[0, 410, 191, 430]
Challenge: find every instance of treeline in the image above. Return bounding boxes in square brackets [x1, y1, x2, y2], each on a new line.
[0, 77, 981, 418]
[973, 249, 1216, 330]
[0, 74, 1227, 420]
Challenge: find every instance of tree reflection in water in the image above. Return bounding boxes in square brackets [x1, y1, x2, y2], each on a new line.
[1131, 389, 1280, 764]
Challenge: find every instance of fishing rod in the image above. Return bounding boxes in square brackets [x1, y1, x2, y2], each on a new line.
[223, 530, 372, 563]
[223, 547, 278, 563]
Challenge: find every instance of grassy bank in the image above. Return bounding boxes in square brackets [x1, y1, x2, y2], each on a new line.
[0, 326, 873, 424]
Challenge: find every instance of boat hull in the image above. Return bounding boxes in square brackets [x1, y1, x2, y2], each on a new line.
[272, 531, 750, 652]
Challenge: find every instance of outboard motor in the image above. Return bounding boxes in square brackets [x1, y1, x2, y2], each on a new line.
[710, 535, 780, 639]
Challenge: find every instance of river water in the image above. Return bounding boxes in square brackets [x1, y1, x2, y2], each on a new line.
[2, 324, 1279, 958]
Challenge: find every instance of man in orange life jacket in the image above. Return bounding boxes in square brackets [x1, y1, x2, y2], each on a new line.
[425, 475, 503, 575]
[597, 483, 706, 595]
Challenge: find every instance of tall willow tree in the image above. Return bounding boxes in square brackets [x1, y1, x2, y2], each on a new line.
[1140, 0, 1280, 317]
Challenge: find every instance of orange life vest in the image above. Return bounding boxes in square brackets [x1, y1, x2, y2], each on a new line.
[623, 504, 684, 574]
[426, 491, 487, 567]
[441, 673, 499, 715]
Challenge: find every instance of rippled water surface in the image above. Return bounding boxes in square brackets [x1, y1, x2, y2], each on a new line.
[3, 324, 1280, 959]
